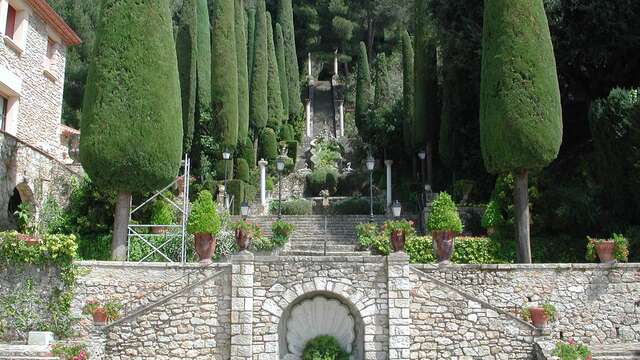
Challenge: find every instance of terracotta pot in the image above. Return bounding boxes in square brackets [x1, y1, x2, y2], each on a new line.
[528, 307, 548, 328]
[92, 307, 107, 325]
[432, 230, 456, 263]
[17, 234, 40, 247]
[150, 226, 168, 234]
[194, 232, 216, 264]
[390, 230, 405, 252]
[595, 240, 615, 263]
[236, 228, 250, 251]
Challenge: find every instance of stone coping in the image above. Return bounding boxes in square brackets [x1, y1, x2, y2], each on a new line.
[75, 260, 232, 270]
[411, 262, 640, 271]
[254, 255, 385, 263]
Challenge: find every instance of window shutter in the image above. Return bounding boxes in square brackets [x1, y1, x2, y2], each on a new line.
[5, 5, 16, 39]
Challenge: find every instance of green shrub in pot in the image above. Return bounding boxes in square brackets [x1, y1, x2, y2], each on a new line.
[187, 191, 221, 235]
[427, 192, 463, 233]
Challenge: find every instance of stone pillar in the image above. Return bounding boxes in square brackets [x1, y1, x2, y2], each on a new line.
[334, 50, 339, 77]
[231, 251, 254, 360]
[385, 160, 393, 207]
[387, 252, 411, 360]
[306, 99, 312, 137]
[258, 159, 268, 209]
[338, 100, 345, 137]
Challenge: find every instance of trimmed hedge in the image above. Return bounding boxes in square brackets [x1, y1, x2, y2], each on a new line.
[244, 183, 257, 203]
[226, 179, 244, 215]
[259, 127, 278, 161]
[277, 0, 302, 116]
[275, 23, 289, 119]
[330, 197, 384, 215]
[279, 123, 294, 142]
[195, 0, 211, 113]
[306, 167, 339, 196]
[238, 137, 255, 168]
[235, 0, 249, 141]
[270, 198, 313, 215]
[355, 42, 371, 136]
[266, 12, 285, 129]
[236, 158, 250, 182]
[249, 1, 268, 130]
[175, 0, 197, 152]
[215, 158, 234, 181]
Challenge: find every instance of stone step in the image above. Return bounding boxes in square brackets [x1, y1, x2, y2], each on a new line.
[280, 250, 368, 257]
[288, 244, 358, 252]
[591, 343, 640, 360]
[0, 345, 58, 359]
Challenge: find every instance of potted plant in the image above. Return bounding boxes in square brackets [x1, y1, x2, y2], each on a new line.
[187, 190, 221, 264]
[82, 300, 107, 325]
[149, 197, 175, 234]
[232, 220, 253, 251]
[586, 233, 629, 263]
[552, 339, 592, 360]
[427, 192, 463, 263]
[104, 301, 122, 323]
[521, 301, 556, 328]
[481, 200, 499, 236]
[383, 219, 414, 252]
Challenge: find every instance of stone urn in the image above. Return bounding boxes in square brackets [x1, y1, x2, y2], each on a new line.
[390, 230, 405, 252]
[528, 307, 548, 328]
[92, 307, 108, 325]
[432, 231, 456, 264]
[236, 228, 250, 251]
[595, 240, 615, 263]
[194, 232, 216, 264]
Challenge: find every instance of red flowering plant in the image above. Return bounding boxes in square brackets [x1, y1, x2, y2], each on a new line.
[552, 338, 591, 360]
[51, 343, 89, 360]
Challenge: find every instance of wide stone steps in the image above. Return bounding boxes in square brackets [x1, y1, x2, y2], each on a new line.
[591, 343, 640, 360]
[0, 345, 59, 360]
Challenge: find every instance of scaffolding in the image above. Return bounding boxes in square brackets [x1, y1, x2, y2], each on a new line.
[127, 156, 191, 263]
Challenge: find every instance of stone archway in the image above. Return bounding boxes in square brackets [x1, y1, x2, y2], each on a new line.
[278, 291, 364, 360]
[8, 182, 35, 227]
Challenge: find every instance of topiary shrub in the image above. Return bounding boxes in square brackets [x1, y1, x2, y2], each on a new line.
[306, 167, 339, 196]
[259, 127, 278, 162]
[215, 158, 234, 181]
[286, 140, 298, 162]
[187, 190, 221, 234]
[244, 183, 257, 203]
[331, 197, 385, 215]
[302, 335, 350, 360]
[279, 123, 294, 142]
[226, 180, 244, 215]
[238, 137, 255, 168]
[150, 198, 175, 225]
[236, 158, 250, 182]
[269, 198, 313, 215]
[427, 192, 463, 233]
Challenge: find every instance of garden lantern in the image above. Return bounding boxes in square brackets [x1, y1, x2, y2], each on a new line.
[392, 200, 402, 218]
[366, 155, 375, 222]
[240, 202, 250, 219]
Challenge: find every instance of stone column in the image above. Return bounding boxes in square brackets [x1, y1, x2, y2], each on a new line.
[334, 50, 339, 77]
[385, 160, 393, 208]
[258, 159, 268, 209]
[306, 99, 312, 137]
[387, 252, 411, 360]
[338, 100, 345, 137]
[231, 251, 254, 360]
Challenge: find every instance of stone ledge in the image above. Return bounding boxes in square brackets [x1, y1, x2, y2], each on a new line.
[254, 255, 386, 264]
[411, 262, 640, 272]
[75, 260, 232, 270]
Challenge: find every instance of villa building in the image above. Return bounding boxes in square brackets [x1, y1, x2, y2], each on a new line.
[0, 0, 81, 228]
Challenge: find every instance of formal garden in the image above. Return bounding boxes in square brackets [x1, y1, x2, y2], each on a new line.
[0, 0, 639, 359]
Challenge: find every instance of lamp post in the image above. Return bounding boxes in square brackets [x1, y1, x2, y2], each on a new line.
[240, 201, 249, 220]
[366, 155, 375, 222]
[276, 156, 285, 219]
[223, 149, 231, 210]
[392, 200, 402, 219]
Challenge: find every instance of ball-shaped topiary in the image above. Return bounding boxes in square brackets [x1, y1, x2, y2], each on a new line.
[187, 190, 221, 235]
[302, 335, 349, 360]
[427, 192, 463, 233]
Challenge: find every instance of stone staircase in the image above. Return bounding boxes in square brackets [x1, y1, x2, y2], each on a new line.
[241, 215, 388, 256]
[590, 343, 640, 360]
[0, 345, 58, 360]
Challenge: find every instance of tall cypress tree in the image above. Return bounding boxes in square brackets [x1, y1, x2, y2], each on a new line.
[266, 12, 285, 129]
[277, 0, 302, 116]
[211, 0, 239, 149]
[402, 30, 415, 155]
[246, 7, 256, 81]
[175, 0, 197, 152]
[373, 53, 391, 108]
[236, 0, 249, 142]
[80, 0, 182, 260]
[195, 0, 211, 114]
[275, 23, 289, 120]
[480, 0, 562, 263]
[250, 0, 268, 130]
[355, 42, 372, 137]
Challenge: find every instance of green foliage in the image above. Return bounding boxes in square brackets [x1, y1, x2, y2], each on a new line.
[355, 42, 372, 135]
[150, 199, 175, 225]
[356, 223, 378, 248]
[104, 301, 122, 322]
[211, 0, 238, 149]
[302, 335, 350, 360]
[401, 30, 415, 154]
[279, 124, 294, 142]
[187, 191, 221, 234]
[246, 7, 256, 81]
[0, 279, 44, 340]
[195, 0, 212, 113]
[227, 180, 245, 215]
[310, 136, 343, 169]
[80, 0, 182, 192]
[236, 0, 249, 142]
[238, 138, 256, 168]
[331, 197, 384, 215]
[404, 236, 507, 264]
[274, 23, 289, 119]
[277, 0, 302, 116]
[14, 203, 35, 235]
[552, 340, 591, 360]
[586, 234, 629, 262]
[0, 232, 78, 266]
[307, 167, 339, 196]
[236, 158, 250, 182]
[427, 192, 463, 233]
[384, 219, 415, 235]
[37, 195, 66, 235]
[373, 53, 391, 110]
[176, 0, 197, 152]
[266, 12, 286, 129]
[481, 200, 499, 229]
[479, 0, 562, 173]
[250, 1, 268, 130]
[272, 219, 294, 244]
[286, 141, 298, 162]
[269, 198, 313, 215]
[259, 128, 278, 161]
[51, 343, 89, 360]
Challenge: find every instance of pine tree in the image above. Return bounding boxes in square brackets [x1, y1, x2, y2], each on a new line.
[355, 42, 372, 136]
[80, 0, 182, 260]
[480, 0, 562, 263]
[275, 23, 289, 120]
[236, 0, 249, 142]
[175, 0, 197, 152]
[277, 0, 302, 116]
[402, 30, 414, 155]
[246, 7, 256, 80]
[211, 0, 239, 149]
[266, 12, 285, 129]
[250, 0, 268, 130]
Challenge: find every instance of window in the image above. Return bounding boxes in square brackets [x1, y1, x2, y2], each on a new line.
[0, 96, 7, 131]
[5, 4, 15, 39]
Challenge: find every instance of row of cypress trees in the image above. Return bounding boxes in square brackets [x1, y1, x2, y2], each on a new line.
[79, 0, 303, 259]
